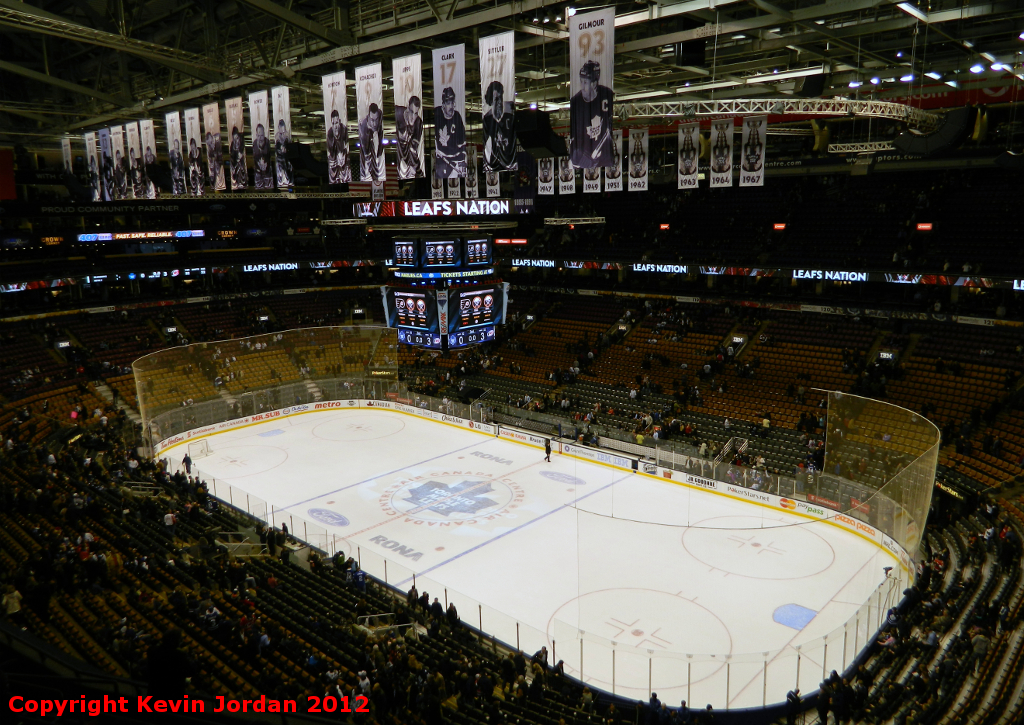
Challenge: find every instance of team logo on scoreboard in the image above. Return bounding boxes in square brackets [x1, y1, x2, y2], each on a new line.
[380, 471, 524, 524]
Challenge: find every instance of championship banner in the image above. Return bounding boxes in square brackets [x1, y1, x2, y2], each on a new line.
[740, 115, 766, 187]
[391, 57, 424, 180]
[165, 112, 185, 196]
[583, 165, 601, 193]
[97, 129, 113, 201]
[537, 157, 555, 195]
[183, 108, 205, 196]
[109, 125, 127, 200]
[465, 146, 479, 199]
[355, 63, 385, 183]
[322, 72, 351, 184]
[139, 119, 158, 199]
[225, 97, 248, 191]
[569, 7, 615, 168]
[432, 44, 466, 179]
[678, 122, 699, 190]
[125, 122, 142, 199]
[479, 31, 517, 172]
[249, 90, 273, 190]
[558, 157, 575, 195]
[60, 138, 72, 175]
[486, 170, 501, 198]
[201, 102, 225, 192]
[271, 86, 293, 187]
[83, 132, 101, 201]
[431, 173, 444, 199]
[628, 128, 648, 191]
[447, 177, 461, 198]
[604, 129, 623, 192]
[710, 118, 734, 188]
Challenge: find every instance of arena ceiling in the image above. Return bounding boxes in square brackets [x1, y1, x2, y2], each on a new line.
[1, 0, 1023, 148]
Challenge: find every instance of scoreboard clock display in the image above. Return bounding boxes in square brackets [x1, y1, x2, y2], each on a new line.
[393, 239, 419, 267]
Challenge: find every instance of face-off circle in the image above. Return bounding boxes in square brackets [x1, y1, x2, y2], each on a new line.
[381, 472, 523, 524]
[312, 414, 406, 442]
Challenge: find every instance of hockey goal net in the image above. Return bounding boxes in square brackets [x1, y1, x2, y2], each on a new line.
[187, 439, 212, 459]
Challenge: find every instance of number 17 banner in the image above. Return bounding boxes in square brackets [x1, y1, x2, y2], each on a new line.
[569, 7, 615, 169]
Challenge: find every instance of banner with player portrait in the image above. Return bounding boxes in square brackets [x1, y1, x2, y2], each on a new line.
[710, 118, 734, 188]
[465, 146, 479, 198]
[322, 72, 351, 184]
[97, 128, 113, 201]
[628, 128, 648, 191]
[583, 165, 601, 193]
[183, 108, 205, 195]
[109, 125, 128, 200]
[139, 119, 157, 199]
[60, 138, 72, 176]
[569, 7, 615, 169]
[225, 97, 247, 191]
[447, 177, 461, 198]
[678, 122, 700, 190]
[604, 129, 623, 192]
[355, 63, 385, 184]
[537, 157, 555, 195]
[432, 44, 467, 179]
[391, 57, 424, 180]
[125, 122, 143, 199]
[740, 115, 766, 187]
[165, 112, 185, 196]
[486, 170, 501, 198]
[202, 103, 226, 192]
[248, 91, 272, 189]
[271, 86, 293, 187]
[479, 31, 517, 172]
[558, 157, 576, 195]
[83, 132, 101, 201]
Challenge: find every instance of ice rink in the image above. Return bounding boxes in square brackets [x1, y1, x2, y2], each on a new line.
[164, 407, 903, 708]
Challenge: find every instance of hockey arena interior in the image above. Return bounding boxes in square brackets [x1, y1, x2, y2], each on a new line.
[2, 0, 1024, 723]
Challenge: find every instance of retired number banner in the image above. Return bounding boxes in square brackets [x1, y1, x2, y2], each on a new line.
[628, 128, 648, 191]
[678, 123, 700, 190]
[183, 109, 205, 196]
[202, 103, 226, 192]
[558, 157, 576, 195]
[479, 31, 517, 172]
[249, 91, 273, 190]
[356, 63, 385, 183]
[710, 119, 734, 188]
[125, 122, 143, 199]
[486, 170, 501, 198]
[569, 8, 615, 168]
[433, 44, 467, 179]
[391, 57, 424, 180]
[322, 72, 351, 184]
[109, 125, 127, 200]
[604, 129, 623, 192]
[60, 138, 72, 176]
[139, 119, 157, 199]
[83, 132, 101, 201]
[165, 112, 185, 196]
[537, 157, 555, 195]
[271, 86, 293, 187]
[225, 97, 247, 191]
[97, 129, 113, 201]
[740, 116, 766, 187]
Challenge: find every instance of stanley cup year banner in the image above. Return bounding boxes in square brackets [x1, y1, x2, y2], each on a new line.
[431, 172, 444, 199]
[139, 119, 157, 199]
[569, 8, 615, 168]
[356, 63, 386, 183]
[323, 72, 352, 184]
[710, 119, 734, 188]
[202, 103, 226, 192]
[249, 91, 273, 190]
[225, 97, 248, 191]
[465, 146, 479, 198]
[628, 128, 648, 191]
[583, 166, 601, 193]
[183, 108, 205, 195]
[392, 57, 424, 180]
[740, 116, 767, 187]
[537, 157, 555, 195]
[447, 177, 461, 199]
[109, 125, 128, 200]
[479, 31, 517, 172]
[165, 112, 186, 196]
[558, 157, 575, 195]
[97, 128, 113, 201]
[272, 86, 293, 187]
[83, 132, 101, 201]
[678, 123, 700, 190]
[60, 138, 72, 175]
[486, 170, 501, 198]
[604, 129, 623, 192]
[433, 44, 466, 179]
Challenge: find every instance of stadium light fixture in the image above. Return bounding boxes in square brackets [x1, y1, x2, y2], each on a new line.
[924, 72, 941, 80]
[567, 6, 576, 16]
[970, 63, 985, 73]
[848, 81, 862, 88]
[991, 63, 1006, 71]
[870, 77, 880, 85]
[945, 80, 958, 87]
[746, 66, 824, 83]
[1019, 30, 1024, 40]
[676, 80, 742, 93]
[896, 3, 928, 22]
[900, 74, 914, 82]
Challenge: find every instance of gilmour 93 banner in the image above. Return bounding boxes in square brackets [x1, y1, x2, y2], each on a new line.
[569, 7, 614, 168]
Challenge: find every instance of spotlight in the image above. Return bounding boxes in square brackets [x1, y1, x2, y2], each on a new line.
[870, 77, 880, 85]
[970, 63, 985, 73]
[848, 80, 862, 88]
[896, 51, 903, 58]
[991, 63, 1006, 71]
[567, 6, 576, 16]
[900, 73, 914, 82]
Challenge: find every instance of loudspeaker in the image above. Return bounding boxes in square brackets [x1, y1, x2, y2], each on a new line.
[892, 106, 977, 157]
[517, 110, 568, 158]
[795, 74, 827, 98]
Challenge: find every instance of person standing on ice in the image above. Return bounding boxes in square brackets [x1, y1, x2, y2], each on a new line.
[544, 438, 551, 462]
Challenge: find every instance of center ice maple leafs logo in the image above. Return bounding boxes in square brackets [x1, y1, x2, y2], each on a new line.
[402, 479, 498, 516]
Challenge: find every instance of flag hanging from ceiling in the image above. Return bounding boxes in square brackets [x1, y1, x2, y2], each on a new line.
[569, 7, 614, 168]
[356, 63, 385, 183]
[109, 125, 128, 200]
[225, 97, 247, 190]
[97, 128, 113, 201]
[628, 128, 648, 191]
[558, 157, 576, 195]
[740, 116, 766, 187]
[139, 119, 157, 199]
[249, 90, 273, 190]
[486, 170, 501, 198]
[710, 119, 734, 188]
[678, 122, 700, 190]
[164, 112, 185, 196]
[323, 72, 352, 184]
[479, 31, 517, 172]
[391, 57, 424, 180]
[538, 157, 554, 195]
[183, 109, 205, 195]
[433, 44, 467, 179]
[60, 138, 72, 176]
[271, 86, 293, 187]
[83, 132, 100, 201]
[604, 129, 623, 192]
